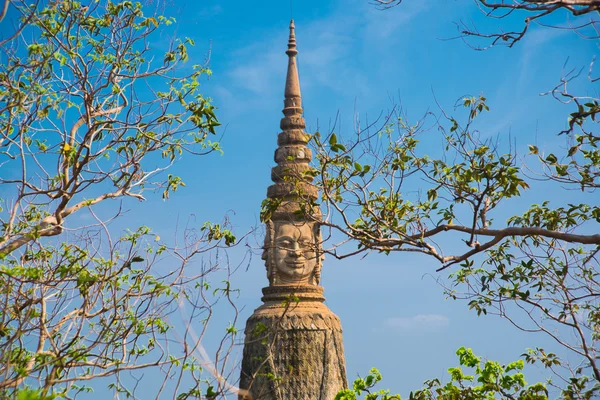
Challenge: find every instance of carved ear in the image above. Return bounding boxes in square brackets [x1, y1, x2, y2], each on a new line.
[312, 222, 322, 285]
[264, 220, 276, 285]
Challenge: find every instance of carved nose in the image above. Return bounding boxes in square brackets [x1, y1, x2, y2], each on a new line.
[288, 242, 302, 257]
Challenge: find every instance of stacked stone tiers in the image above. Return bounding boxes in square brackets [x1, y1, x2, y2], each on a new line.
[267, 113, 318, 212]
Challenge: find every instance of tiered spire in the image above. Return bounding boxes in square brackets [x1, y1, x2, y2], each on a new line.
[266, 20, 318, 218]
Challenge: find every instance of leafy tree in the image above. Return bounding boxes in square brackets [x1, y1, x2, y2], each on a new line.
[302, 94, 598, 397]
[337, 348, 548, 400]
[0, 1, 238, 398]
[261, 1, 600, 398]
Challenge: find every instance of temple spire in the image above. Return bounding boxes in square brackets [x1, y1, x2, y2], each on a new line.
[266, 19, 317, 208]
[284, 20, 302, 116]
[238, 20, 348, 399]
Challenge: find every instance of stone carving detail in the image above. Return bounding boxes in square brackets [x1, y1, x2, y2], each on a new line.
[238, 20, 347, 400]
[263, 221, 322, 286]
[239, 286, 346, 400]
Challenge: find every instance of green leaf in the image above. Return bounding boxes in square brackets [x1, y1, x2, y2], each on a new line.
[567, 146, 578, 157]
[329, 133, 338, 146]
[545, 153, 557, 164]
[528, 145, 538, 155]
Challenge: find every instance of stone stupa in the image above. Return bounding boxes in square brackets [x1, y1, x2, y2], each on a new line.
[238, 20, 348, 400]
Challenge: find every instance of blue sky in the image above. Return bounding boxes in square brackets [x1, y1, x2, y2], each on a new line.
[3, 0, 594, 396]
[118, 0, 598, 396]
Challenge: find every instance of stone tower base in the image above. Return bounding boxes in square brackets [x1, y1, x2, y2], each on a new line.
[239, 286, 347, 400]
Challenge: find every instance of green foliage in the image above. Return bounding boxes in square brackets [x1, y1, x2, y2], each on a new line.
[338, 349, 547, 400]
[201, 222, 237, 246]
[307, 95, 531, 258]
[304, 89, 599, 395]
[319, 2, 600, 399]
[0, 1, 236, 398]
[260, 197, 283, 223]
[336, 368, 400, 400]
[16, 388, 58, 400]
[0, 0, 222, 246]
[408, 348, 547, 400]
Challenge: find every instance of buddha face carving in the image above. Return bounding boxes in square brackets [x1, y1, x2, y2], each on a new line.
[264, 221, 321, 286]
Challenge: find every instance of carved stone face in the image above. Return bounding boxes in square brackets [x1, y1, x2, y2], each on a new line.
[273, 222, 317, 285]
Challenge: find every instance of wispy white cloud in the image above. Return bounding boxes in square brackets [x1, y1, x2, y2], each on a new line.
[228, 50, 281, 95]
[363, 0, 430, 40]
[217, 0, 432, 116]
[212, 38, 286, 119]
[384, 314, 449, 331]
[197, 4, 223, 18]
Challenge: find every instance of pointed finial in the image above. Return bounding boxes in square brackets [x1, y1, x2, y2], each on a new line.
[286, 20, 297, 57]
[284, 19, 302, 115]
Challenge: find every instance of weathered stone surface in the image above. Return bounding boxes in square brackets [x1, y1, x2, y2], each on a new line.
[266, 182, 318, 200]
[280, 116, 306, 130]
[264, 201, 322, 223]
[239, 20, 347, 400]
[239, 286, 347, 400]
[274, 145, 312, 164]
[277, 130, 310, 146]
[271, 163, 314, 183]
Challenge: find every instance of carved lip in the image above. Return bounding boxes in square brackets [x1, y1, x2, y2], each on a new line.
[285, 260, 306, 268]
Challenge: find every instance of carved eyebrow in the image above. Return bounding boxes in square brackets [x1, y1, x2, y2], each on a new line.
[276, 236, 294, 241]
